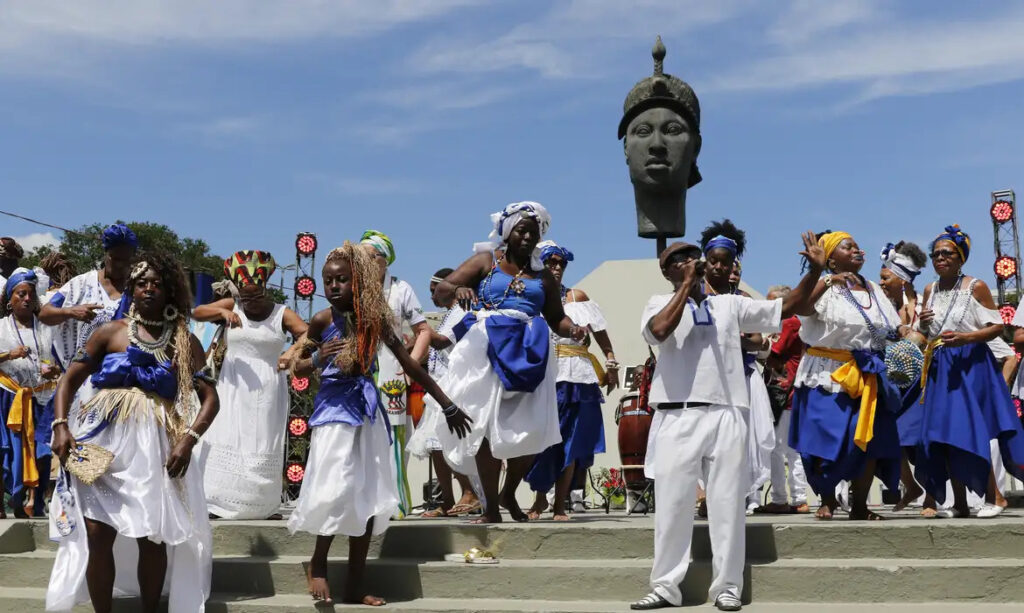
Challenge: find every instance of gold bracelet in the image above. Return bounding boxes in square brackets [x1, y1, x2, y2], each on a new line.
[52, 418, 69, 426]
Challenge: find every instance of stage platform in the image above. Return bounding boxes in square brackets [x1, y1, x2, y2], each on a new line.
[2, 509, 1023, 611]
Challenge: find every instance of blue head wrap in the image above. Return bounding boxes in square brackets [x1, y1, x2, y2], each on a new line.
[101, 223, 139, 251]
[4, 268, 37, 301]
[703, 235, 738, 257]
[538, 240, 574, 264]
[933, 225, 971, 262]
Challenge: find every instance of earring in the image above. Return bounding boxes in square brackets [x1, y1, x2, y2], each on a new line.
[163, 304, 179, 321]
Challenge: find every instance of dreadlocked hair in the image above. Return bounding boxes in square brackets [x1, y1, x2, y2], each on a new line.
[126, 252, 196, 427]
[324, 242, 393, 376]
[699, 219, 747, 259]
[38, 252, 78, 287]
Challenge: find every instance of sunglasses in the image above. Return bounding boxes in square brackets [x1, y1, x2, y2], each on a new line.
[545, 259, 567, 270]
[930, 249, 959, 260]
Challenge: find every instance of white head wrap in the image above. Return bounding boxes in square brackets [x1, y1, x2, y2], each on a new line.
[473, 201, 551, 271]
[880, 243, 921, 284]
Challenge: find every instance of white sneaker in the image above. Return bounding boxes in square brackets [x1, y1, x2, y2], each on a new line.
[715, 593, 742, 611]
[978, 503, 1005, 519]
[745, 502, 758, 516]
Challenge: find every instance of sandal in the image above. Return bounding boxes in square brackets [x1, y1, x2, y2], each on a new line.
[420, 508, 449, 518]
[464, 547, 498, 564]
[449, 501, 482, 516]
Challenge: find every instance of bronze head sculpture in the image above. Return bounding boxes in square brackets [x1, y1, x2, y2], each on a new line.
[620, 36, 702, 241]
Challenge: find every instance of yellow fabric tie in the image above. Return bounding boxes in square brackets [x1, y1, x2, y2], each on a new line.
[555, 344, 606, 386]
[918, 338, 944, 405]
[806, 347, 878, 452]
[0, 372, 55, 488]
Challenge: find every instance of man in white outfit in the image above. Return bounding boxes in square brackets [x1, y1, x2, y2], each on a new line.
[632, 237, 824, 611]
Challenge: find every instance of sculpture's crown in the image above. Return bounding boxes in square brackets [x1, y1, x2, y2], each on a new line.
[618, 36, 700, 140]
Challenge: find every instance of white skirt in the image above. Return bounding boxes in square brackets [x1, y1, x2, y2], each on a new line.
[287, 418, 398, 538]
[434, 312, 560, 476]
[745, 369, 776, 497]
[46, 390, 212, 613]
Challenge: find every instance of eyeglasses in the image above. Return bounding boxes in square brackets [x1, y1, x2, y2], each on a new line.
[545, 259, 567, 270]
[930, 249, 958, 260]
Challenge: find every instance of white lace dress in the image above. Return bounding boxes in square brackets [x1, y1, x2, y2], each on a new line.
[201, 304, 289, 519]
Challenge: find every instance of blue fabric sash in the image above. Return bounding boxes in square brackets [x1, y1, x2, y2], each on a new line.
[90, 347, 177, 400]
[851, 349, 901, 414]
[458, 312, 550, 393]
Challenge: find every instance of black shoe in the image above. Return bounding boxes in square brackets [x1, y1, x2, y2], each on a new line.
[630, 593, 673, 610]
[714, 594, 742, 611]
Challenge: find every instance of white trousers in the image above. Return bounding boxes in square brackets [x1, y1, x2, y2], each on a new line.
[769, 410, 808, 505]
[650, 406, 747, 605]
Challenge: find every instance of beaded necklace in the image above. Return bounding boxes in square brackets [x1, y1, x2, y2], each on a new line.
[837, 282, 893, 350]
[127, 305, 173, 363]
[427, 307, 456, 375]
[10, 315, 42, 370]
[927, 275, 969, 338]
[479, 255, 528, 310]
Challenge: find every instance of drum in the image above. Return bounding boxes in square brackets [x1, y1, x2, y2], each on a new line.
[407, 381, 426, 428]
[617, 391, 654, 491]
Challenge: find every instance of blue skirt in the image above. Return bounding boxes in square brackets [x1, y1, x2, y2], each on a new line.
[896, 384, 923, 449]
[913, 342, 1024, 503]
[525, 382, 605, 493]
[0, 387, 42, 497]
[790, 385, 901, 496]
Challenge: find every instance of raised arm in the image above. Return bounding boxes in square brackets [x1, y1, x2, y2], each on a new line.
[192, 297, 241, 327]
[38, 301, 103, 326]
[780, 231, 827, 318]
[433, 251, 492, 311]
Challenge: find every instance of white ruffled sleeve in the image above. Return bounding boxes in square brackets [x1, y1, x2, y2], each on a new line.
[565, 300, 608, 331]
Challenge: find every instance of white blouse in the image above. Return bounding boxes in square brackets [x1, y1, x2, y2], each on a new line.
[795, 281, 901, 393]
[553, 300, 608, 385]
[0, 315, 57, 403]
[920, 280, 1001, 336]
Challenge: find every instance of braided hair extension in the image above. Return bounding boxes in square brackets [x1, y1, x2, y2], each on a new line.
[324, 242, 393, 375]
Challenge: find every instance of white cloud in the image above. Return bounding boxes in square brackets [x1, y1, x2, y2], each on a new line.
[410, 0, 749, 78]
[710, 5, 1024, 102]
[294, 172, 420, 196]
[0, 0, 482, 79]
[12, 232, 59, 252]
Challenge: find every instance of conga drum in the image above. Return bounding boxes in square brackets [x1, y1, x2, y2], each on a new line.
[407, 381, 426, 428]
[617, 391, 654, 490]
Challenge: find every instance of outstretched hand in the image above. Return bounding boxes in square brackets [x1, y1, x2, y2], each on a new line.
[455, 286, 477, 311]
[445, 406, 473, 440]
[800, 231, 827, 271]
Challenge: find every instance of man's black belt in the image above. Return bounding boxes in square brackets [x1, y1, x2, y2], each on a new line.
[657, 401, 711, 410]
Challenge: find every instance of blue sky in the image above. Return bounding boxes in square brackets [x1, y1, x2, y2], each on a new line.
[2, 1, 1024, 307]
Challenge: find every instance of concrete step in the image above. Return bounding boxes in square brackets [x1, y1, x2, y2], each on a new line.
[11, 514, 1024, 560]
[6, 550, 1024, 603]
[0, 590, 1023, 613]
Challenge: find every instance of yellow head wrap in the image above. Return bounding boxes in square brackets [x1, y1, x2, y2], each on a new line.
[819, 231, 853, 260]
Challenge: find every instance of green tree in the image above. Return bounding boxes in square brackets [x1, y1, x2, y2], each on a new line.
[22, 220, 224, 278]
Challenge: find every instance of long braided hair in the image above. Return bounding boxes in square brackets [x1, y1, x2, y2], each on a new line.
[125, 252, 196, 418]
[324, 242, 393, 375]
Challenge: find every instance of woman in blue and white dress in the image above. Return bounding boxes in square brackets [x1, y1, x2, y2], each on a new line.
[525, 241, 618, 521]
[433, 202, 586, 524]
[914, 225, 1024, 518]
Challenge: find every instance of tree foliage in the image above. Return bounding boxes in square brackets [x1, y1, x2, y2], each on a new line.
[22, 220, 225, 278]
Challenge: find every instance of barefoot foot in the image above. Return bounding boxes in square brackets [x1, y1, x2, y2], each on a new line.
[892, 484, 924, 512]
[343, 594, 386, 606]
[499, 491, 528, 523]
[306, 561, 333, 604]
[552, 513, 571, 521]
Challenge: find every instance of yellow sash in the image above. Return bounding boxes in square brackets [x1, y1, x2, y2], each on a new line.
[806, 347, 878, 452]
[0, 371, 56, 488]
[555, 344, 606, 385]
[918, 338, 944, 405]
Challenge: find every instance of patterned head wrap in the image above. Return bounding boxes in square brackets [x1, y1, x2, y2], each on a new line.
[880, 243, 922, 283]
[224, 250, 277, 288]
[933, 225, 971, 262]
[703, 235, 738, 257]
[3, 268, 38, 301]
[538, 240, 574, 264]
[474, 201, 552, 271]
[818, 231, 853, 260]
[360, 230, 395, 266]
[101, 223, 138, 251]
